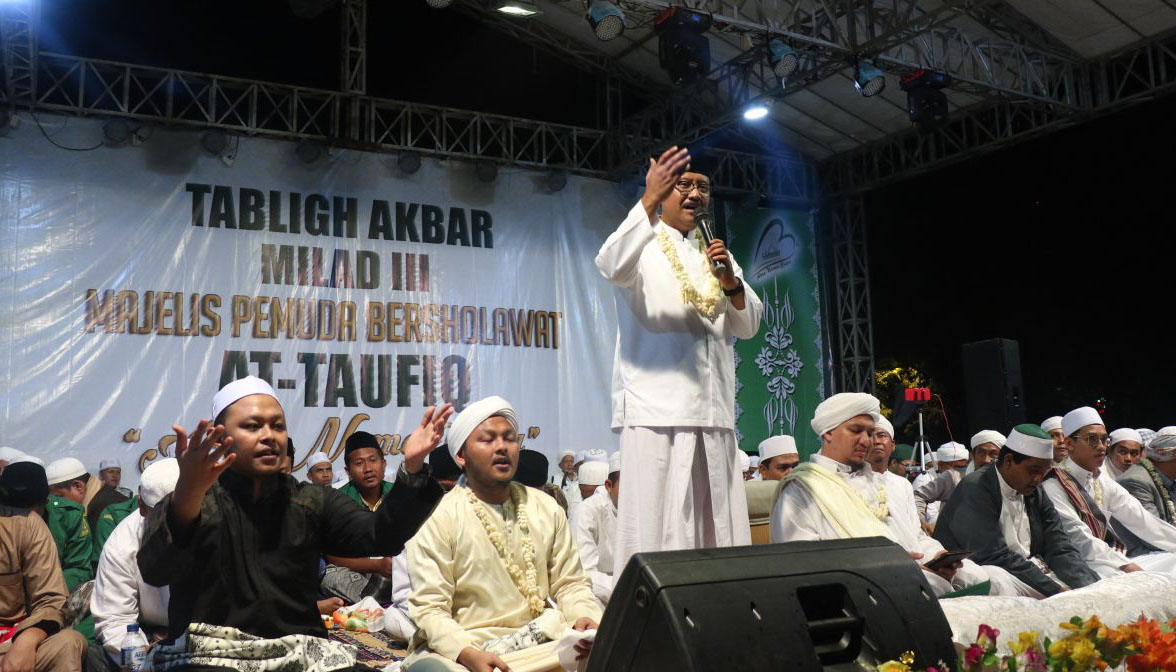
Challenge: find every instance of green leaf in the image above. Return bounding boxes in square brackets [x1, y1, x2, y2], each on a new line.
[1069, 616, 1083, 626]
[982, 654, 999, 665]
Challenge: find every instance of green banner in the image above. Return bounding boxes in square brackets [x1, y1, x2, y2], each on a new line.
[728, 206, 825, 459]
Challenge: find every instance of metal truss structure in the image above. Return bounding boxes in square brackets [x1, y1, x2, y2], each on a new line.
[823, 194, 875, 394]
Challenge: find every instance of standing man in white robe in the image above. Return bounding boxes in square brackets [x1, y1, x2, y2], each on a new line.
[596, 147, 763, 574]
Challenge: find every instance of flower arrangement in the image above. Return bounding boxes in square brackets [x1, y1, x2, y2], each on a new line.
[869, 614, 1176, 672]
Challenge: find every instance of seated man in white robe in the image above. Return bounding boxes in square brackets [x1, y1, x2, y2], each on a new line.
[90, 458, 180, 670]
[1042, 407, 1176, 577]
[574, 455, 619, 607]
[771, 393, 975, 596]
[405, 397, 601, 672]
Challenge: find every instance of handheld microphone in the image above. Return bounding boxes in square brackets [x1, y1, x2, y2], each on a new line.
[694, 207, 727, 274]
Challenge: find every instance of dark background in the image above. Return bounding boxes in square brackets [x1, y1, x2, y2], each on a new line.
[37, 0, 1176, 441]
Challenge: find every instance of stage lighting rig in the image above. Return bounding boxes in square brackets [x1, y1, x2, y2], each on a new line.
[900, 69, 952, 131]
[655, 7, 712, 85]
[495, 0, 541, 17]
[767, 39, 799, 80]
[853, 61, 885, 97]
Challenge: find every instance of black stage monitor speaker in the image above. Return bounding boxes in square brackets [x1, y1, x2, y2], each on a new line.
[962, 338, 1026, 434]
[587, 538, 957, 672]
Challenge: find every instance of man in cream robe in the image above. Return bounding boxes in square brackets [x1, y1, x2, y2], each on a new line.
[406, 398, 601, 672]
[596, 148, 763, 577]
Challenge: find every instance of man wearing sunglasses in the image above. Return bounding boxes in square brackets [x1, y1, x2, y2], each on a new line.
[596, 146, 763, 575]
[1042, 406, 1176, 578]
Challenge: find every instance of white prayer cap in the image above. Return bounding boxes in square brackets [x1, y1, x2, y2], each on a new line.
[922, 452, 934, 465]
[749, 455, 760, 468]
[970, 430, 1007, 450]
[935, 442, 968, 462]
[45, 457, 87, 485]
[0, 447, 25, 462]
[559, 449, 575, 460]
[139, 458, 180, 508]
[875, 415, 894, 438]
[1062, 406, 1103, 438]
[579, 460, 609, 487]
[306, 452, 331, 468]
[584, 449, 609, 464]
[13, 454, 44, 467]
[99, 458, 120, 471]
[446, 396, 518, 459]
[737, 451, 750, 472]
[1138, 428, 1156, 448]
[608, 451, 621, 474]
[758, 435, 798, 461]
[1109, 428, 1143, 446]
[1146, 427, 1176, 462]
[1005, 424, 1054, 460]
[1040, 416, 1064, 433]
[810, 393, 880, 437]
[211, 375, 278, 421]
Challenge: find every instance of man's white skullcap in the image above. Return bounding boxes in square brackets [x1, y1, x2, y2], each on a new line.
[0, 447, 25, 462]
[935, 442, 968, 462]
[212, 376, 279, 421]
[139, 458, 180, 508]
[758, 435, 798, 461]
[737, 451, 750, 472]
[579, 460, 609, 487]
[584, 449, 609, 464]
[1109, 428, 1143, 447]
[810, 393, 881, 437]
[1147, 427, 1176, 462]
[970, 430, 1007, 450]
[1062, 407, 1103, 438]
[306, 452, 331, 468]
[608, 451, 621, 474]
[1138, 428, 1156, 448]
[559, 449, 575, 460]
[45, 457, 87, 485]
[1005, 424, 1055, 460]
[13, 454, 44, 467]
[99, 458, 120, 471]
[749, 455, 761, 468]
[1040, 416, 1063, 433]
[446, 396, 518, 459]
[875, 415, 895, 438]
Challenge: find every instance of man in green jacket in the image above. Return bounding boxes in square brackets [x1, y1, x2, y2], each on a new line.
[92, 495, 138, 558]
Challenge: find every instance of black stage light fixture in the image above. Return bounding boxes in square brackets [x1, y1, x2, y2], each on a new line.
[853, 61, 886, 97]
[655, 7, 712, 85]
[397, 150, 422, 174]
[475, 160, 498, 183]
[545, 169, 567, 192]
[767, 38, 799, 80]
[900, 69, 952, 131]
[102, 119, 132, 146]
[296, 140, 325, 164]
[587, 1, 625, 41]
[201, 130, 228, 155]
[425, 0, 453, 7]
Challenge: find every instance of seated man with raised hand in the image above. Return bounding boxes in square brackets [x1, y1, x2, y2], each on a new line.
[934, 425, 1100, 598]
[1042, 407, 1176, 576]
[405, 396, 601, 672]
[138, 376, 448, 670]
[89, 458, 181, 671]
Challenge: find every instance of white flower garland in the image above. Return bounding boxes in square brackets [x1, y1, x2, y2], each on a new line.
[465, 484, 546, 617]
[656, 228, 722, 321]
[852, 481, 889, 521]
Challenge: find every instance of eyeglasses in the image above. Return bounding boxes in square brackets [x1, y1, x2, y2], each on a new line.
[674, 179, 710, 195]
[1075, 433, 1111, 447]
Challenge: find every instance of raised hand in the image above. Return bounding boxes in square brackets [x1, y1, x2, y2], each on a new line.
[401, 404, 455, 474]
[173, 420, 236, 496]
[641, 146, 691, 221]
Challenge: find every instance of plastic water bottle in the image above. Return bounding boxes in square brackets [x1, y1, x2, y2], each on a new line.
[120, 623, 148, 672]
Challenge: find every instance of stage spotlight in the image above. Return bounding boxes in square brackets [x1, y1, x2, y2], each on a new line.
[742, 101, 770, 121]
[545, 169, 567, 192]
[397, 150, 422, 174]
[425, 0, 453, 7]
[767, 39, 798, 80]
[655, 7, 712, 85]
[900, 69, 952, 131]
[102, 119, 131, 146]
[201, 130, 228, 155]
[296, 140, 324, 164]
[475, 161, 498, 183]
[587, 1, 625, 41]
[853, 62, 886, 97]
[494, 0, 540, 17]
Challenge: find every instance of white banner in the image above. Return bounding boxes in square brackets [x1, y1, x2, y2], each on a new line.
[0, 115, 627, 488]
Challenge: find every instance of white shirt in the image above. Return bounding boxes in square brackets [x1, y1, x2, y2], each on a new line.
[1044, 459, 1176, 575]
[880, 470, 945, 558]
[595, 201, 763, 429]
[995, 467, 1033, 558]
[91, 511, 169, 661]
[573, 489, 617, 604]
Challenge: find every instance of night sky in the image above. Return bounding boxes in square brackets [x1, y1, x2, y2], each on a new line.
[38, 0, 1176, 440]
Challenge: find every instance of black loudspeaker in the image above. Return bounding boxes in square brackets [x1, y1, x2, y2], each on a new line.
[586, 538, 957, 672]
[961, 338, 1026, 434]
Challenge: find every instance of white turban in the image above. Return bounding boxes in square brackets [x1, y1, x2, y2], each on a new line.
[45, 457, 87, 485]
[1138, 428, 1156, 448]
[584, 449, 608, 464]
[758, 435, 798, 461]
[446, 396, 518, 459]
[737, 451, 750, 472]
[608, 451, 621, 474]
[139, 458, 180, 508]
[935, 442, 968, 462]
[1040, 416, 1063, 433]
[12, 455, 44, 467]
[970, 430, 1007, 450]
[212, 376, 279, 421]
[1062, 406, 1103, 438]
[1109, 428, 1142, 447]
[1147, 427, 1176, 462]
[579, 461, 609, 487]
[306, 452, 331, 468]
[1006, 424, 1054, 460]
[99, 458, 121, 471]
[810, 393, 880, 437]
[874, 415, 894, 438]
[0, 447, 25, 462]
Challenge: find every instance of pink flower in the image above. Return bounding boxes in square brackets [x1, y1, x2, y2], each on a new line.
[964, 643, 985, 666]
[977, 624, 1000, 648]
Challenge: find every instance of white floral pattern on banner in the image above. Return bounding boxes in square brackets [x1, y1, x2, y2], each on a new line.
[758, 279, 804, 437]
